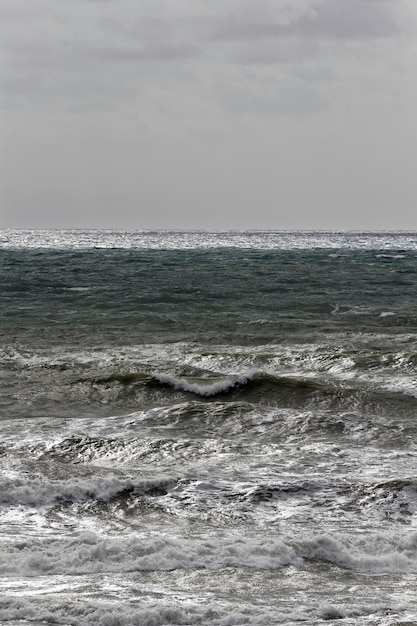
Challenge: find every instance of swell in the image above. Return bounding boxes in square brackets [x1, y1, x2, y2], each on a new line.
[81, 369, 417, 419]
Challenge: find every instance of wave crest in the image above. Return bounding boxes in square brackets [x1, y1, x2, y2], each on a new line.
[152, 371, 257, 397]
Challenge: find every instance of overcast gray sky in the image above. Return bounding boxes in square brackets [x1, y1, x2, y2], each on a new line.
[1, 0, 417, 230]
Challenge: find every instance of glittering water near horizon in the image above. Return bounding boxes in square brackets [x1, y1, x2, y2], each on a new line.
[1, 230, 417, 625]
[3, 228, 417, 250]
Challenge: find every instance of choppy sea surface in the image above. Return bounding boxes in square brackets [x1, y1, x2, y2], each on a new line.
[1, 229, 417, 625]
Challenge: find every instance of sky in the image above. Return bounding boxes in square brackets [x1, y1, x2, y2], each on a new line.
[1, 0, 417, 230]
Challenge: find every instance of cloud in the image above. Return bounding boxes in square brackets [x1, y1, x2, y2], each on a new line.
[0, 0, 411, 120]
[193, 0, 403, 72]
[1, 0, 403, 74]
[1, 0, 417, 230]
[87, 43, 200, 63]
[215, 73, 327, 117]
[209, 0, 400, 43]
[294, 0, 400, 40]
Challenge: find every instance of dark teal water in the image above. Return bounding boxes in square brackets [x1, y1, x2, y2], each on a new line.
[1, 242, 417, 417]
[2, 246, 417, 346]
[1, 231, 417, 625]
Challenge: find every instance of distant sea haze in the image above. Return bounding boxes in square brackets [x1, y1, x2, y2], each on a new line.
[1, 230, 417, 625]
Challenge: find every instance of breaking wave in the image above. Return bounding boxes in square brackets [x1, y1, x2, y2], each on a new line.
[152, 371, 257, 397]
[0, 474, 175, 508]
[1, 530, 416, 576]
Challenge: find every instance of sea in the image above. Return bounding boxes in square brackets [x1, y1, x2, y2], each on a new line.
[1, 229, 417, 626]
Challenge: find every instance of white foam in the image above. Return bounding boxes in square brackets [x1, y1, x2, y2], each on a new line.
[248, 318, 271, 325]
[296, 532, 417, 574]
[0, 598, 189, 626]
[0, 594, 400, 626]
[384, 379, 417, 399]
[153, 371, 256, 397]
[1, 530, 416, 577]
[0, 474, 172, 508]
[0, 531, 299, 576]
[64, 287, 92, 292]
[376, 254, 406, 259]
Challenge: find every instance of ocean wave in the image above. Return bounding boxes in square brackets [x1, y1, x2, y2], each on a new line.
[144, 475, 417, 526]
[150, 370, 325, 400]
[0, 474, 175, 508]
[76, 368, 322, 402]
[3, 448, 416, 527]
[296, 531, 417, 573]
[5, 398, 417, 463]
[146, 371, 417, 428]
[384, 378, 417, 399]
[0, 599, 190, 626]
[376, 253, 407, 259]
[4, 340, 417, 424]
[151, 371, 257, 397]
[1, 530, 416, 577]
[0, 594, 400, 626]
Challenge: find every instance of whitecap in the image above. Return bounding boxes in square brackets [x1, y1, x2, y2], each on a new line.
[152, 371, 257, 397]
[376, 254, 406, 259]
[64, 287, 92, 292]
